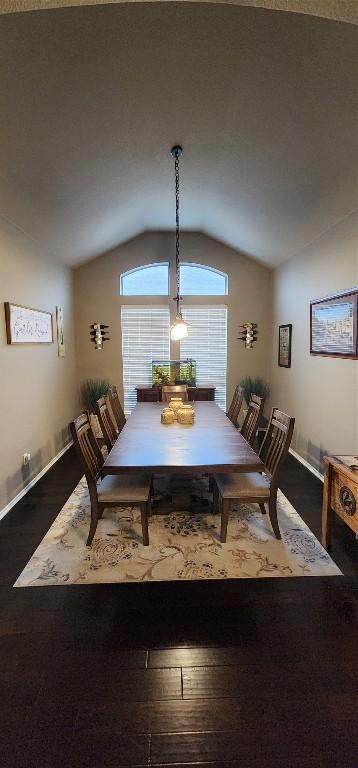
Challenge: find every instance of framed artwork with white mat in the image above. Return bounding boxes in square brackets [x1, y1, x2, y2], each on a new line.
[4, 302, 53, 345]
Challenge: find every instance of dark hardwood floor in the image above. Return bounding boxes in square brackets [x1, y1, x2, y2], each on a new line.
[0, 447, 357, 767]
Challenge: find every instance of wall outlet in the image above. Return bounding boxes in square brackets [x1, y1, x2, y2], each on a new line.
[23, 453, 31, 466]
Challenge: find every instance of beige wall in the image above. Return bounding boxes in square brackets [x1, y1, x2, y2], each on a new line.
[0, 219, 78, 511]
[270, 211, 358, 474]
[3, 213, 354, 509]
[74, 231, 272, 412]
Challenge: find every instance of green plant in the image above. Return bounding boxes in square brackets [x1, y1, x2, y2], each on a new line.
[81, 378, 110, 412]
[239, 375, 270, 406]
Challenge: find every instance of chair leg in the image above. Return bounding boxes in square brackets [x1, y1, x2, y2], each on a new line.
[220, 498, 230, 543]
[212, 482, 219, 514]
[147, 494, 153, 519]
[87, 501, 99, 546]
[98, 503, 104, 519]
[259, 503, 266, 515]
[148, 477, 154, 516]
[141, 502, 149, 546]
[268, 494, 281, 539]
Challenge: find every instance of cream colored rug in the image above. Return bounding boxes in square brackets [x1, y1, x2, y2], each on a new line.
[15, 475, 341, 586]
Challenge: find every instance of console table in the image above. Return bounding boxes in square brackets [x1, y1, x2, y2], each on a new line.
[136, 385, 215, 403]
[322, 455, 358, 549]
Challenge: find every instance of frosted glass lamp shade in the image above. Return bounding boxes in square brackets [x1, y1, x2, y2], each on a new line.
[170, 316, 189, 341]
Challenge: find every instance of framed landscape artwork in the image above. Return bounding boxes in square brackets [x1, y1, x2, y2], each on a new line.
[278, 324, 292, 367]
[310, 289, 358, 359]
[4, 302, 53, 345]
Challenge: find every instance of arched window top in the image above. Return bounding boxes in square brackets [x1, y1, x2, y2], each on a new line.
[120, 261, 228, 296]
[179, 263, 228, 296]
[120, 262, 169, 296]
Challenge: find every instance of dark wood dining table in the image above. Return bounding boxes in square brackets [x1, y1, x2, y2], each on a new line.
[102, 402, 264, 476]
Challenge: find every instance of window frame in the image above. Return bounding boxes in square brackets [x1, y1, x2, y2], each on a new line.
[119, 260, 229, 411]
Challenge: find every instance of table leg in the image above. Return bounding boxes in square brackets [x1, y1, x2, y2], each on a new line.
[322, 461, 332, 550]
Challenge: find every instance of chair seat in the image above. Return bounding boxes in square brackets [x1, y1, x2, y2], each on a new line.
[214, 472, 270, 499]
[97, 474, 151, 502]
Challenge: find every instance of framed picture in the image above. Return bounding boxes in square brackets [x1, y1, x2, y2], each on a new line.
[278, 324, 292, 367]
[56, 305, 65, 357]
[310, 289, 358, 359]
[4, 302, 53, 345]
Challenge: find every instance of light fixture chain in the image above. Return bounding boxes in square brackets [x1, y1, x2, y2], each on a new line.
[170, 145, 188, 341]
[175, 152, 180, 309]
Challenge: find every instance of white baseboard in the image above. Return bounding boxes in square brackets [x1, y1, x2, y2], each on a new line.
[289, 448, 324, 482]
[0, 442, 73, 522]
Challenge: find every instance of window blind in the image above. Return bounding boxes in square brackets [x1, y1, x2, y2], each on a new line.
[121, 306, 170, 414]
[180, 306, 227, 410]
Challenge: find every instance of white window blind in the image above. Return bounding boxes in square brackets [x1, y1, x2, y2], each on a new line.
[180, 306, 227, 410]
[121, 306, 170, 414]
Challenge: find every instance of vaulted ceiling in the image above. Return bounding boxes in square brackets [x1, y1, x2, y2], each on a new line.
[0, 2, 357, 267]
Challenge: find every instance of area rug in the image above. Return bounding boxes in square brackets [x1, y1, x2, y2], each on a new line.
[14, 475, 341, 587]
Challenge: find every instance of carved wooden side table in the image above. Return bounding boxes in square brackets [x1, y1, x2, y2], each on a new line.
[322, 455, 358, 549]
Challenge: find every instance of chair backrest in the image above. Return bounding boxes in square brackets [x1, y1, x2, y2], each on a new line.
[70, 411, 104, 483]
[95, 397, 117, 451]
[240, 394, 265, 447]
[259, 408, 295, 483]
[107, 385, 126, 432]
[162, 384, 188, 403]
[227, 385, 244, 426]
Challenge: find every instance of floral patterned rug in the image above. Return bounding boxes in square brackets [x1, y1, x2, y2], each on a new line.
[14, 475, 341, 586]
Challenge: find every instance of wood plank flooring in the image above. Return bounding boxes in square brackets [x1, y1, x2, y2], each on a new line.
[0, 447, 357, 767]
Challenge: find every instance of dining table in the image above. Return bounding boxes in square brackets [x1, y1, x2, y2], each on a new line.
[102, 401, 264, 476]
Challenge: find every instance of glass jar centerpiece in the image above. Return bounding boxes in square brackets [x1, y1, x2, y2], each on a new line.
[177, 403, 195, 425]
[161, 408, 175, 425]
[168, 397, 184, 417]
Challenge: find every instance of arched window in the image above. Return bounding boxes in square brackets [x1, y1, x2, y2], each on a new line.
[180, 263, 228, 296]
[120, 263, 169, 296]
[120, 260, 228, 412]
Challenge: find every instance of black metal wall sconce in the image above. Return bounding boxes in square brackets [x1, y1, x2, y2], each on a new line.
[238, 322, 258, 349]
[90, 323, 110, 350]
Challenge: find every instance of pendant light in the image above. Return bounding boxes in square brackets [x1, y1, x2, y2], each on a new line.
[170, 145, 189, 341]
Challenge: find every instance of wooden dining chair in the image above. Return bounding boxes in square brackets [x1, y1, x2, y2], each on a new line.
[213, 408, 295, 542]
[240, 394, 264, 447]
[227, 385, 244, 426]
[95, 397, 118, 452]
[70, 412, 151, 546]
[107, 385, 126, 433]
[162, 384, 188, 402]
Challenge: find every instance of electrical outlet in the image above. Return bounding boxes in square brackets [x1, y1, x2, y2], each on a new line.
[23, 453, 31, 466]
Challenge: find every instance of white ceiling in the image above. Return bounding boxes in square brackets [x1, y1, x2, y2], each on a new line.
[0, 2, 357, 267]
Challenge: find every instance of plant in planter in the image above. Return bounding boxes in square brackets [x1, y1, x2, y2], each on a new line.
[239, 376, 270, 407]
[81, 378, 110, 438]
[81, 378, 110, 412]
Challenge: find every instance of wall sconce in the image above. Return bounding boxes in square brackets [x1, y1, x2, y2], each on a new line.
[238, 322, 258, 349]
[90, 323, 110, 350]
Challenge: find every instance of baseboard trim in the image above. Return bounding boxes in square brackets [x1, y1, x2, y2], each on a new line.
[289, 448, 324, 483]
[0, 442, 73, 522]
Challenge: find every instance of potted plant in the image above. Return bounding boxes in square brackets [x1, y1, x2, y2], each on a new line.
[239, 375, 270, 410]
[81, 378, 110, 437]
